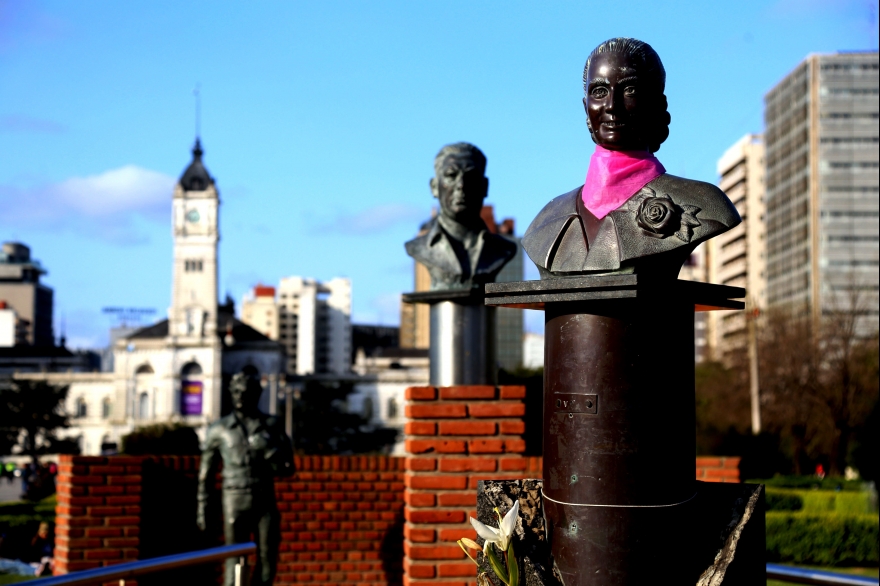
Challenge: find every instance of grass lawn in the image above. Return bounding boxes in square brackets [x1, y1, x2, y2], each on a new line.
[0, 576, 35, 584]
[768, 565, 880, 585]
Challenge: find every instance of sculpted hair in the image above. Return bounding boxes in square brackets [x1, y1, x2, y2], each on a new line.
[583, 37, 671, 152]
[433, 142, 487, 175]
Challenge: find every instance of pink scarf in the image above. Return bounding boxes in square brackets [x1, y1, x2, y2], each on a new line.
[582, 145, 666, 219]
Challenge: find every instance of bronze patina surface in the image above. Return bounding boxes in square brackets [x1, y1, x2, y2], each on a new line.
[198, 372, 294, 586]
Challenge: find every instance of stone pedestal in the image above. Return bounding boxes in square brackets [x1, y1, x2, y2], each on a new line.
[477, 479, 765, 586]
[404, 287, 496, 386]
[483, 275, 761, 585]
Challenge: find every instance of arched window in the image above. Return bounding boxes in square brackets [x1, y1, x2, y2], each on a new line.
[138, 392, 150, 420]
[181, 362, 203, 377]
[135, 364, 154, 375]
[387, 397, 399, 420]
[362, 396, 374, 421]
[102, 397, 112, 419]
[241, 364, 259, 377]
[74, 397, 87, 418]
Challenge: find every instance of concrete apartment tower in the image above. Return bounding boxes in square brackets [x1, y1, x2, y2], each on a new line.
[0, 242, 54, 346]
[764, 52, 879, 333]
[707, 134, 766, 363]
[242, 277, 352, 375]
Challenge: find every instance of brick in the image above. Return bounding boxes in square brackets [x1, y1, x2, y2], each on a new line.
[468, 404, 526, 418]
[722, 457, 741, 469]
[405, 422, 437, 436]
[89, 466, 125, 474]
[439, 386, 495, 400]
[106, 495, 141, 505]
[406, 404, 468, 419]
[406, 387, 437, 400]
[405, 440, 467, 454]
[85, 527, 122, 538]
[468, 440, 504, 453]
[499, 421, 526, 434]
[439, 458, 497, 473]
[500, 458, 527, 472]
[404, 527, 436, 543]
[438, 421, 496, 436]
[439, 528, 477, 542]
[105, 537, 140, 547]
[407, 476, 468, 490]
[87, 506, 123, 516]
[499, 385, 527, 399]
[84, 548, 122, 560]
[405, 543, 466, 560]
[504, 439, 527, 453]
[705, 468, 739, 478]
[405, 492, 436, 507]
[438, 493, 476, 507]
[407, 457, 437, 471]
[406, 510, 467, 524]
[695, 457, 722, 468]
[404, 562, 436, 578]
[439, 562, 479, 577]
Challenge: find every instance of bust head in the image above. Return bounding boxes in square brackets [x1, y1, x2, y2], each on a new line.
[582, 38, 670, 153]
[430, 142, 488, 227]
[229, 371, 262, 415]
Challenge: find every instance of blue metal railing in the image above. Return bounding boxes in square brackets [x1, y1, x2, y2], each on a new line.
[27, 542, 256, 586]
[767, 563, 879, 585]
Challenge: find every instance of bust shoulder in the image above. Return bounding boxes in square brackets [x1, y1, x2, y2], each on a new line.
[645, 174, 740, 229]
[521, 186, 581, 270]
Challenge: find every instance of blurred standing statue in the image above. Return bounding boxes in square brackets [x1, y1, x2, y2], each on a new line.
[406, 143, 517, 290]
[198, 371, 294, 586]
[522, 38, 740, 280]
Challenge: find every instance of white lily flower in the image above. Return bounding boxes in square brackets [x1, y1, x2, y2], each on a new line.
[469, 500, 519, 553]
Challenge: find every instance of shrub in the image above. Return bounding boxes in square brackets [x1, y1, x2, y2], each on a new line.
[120, 422, 200, 455]
[0, 495, 56, 560]
[749, 475, 867, 491]
[765, 490, 803, 511]
[766, 512, 879, 566]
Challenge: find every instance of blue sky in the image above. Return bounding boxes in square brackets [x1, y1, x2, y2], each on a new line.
[1, 0, 877, 348]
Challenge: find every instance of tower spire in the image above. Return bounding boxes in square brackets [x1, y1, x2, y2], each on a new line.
[193, 83, 201, 140]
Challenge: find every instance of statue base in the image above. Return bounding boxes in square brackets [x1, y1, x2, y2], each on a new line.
[477, 479, 765, 586]
[403, 287, 496, 386]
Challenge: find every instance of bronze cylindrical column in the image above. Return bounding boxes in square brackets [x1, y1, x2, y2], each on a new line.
[541, 297, 696, 585]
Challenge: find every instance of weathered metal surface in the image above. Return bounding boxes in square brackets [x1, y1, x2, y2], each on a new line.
[429, 300, 496, 386]
[477, 480, 765, 586]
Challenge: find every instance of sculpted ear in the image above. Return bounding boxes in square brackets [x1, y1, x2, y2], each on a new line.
[430, 177, 439, 198]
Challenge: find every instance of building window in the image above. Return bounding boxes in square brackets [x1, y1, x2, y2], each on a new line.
[139, 392, 150, 420]
[184, 259, 204, 272]
[75, 397, 87, 418]
[387, 397, 399, 420]
[102, 398, 112, 419]
[362, 396, 374, 421]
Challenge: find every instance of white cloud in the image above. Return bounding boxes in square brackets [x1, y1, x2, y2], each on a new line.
[0, 165, 175, 244]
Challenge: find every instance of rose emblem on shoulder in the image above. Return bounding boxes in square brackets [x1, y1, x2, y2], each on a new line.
[630, 188, 702, 242]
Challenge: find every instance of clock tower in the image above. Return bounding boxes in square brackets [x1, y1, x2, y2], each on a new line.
[170, 138, 219, 340]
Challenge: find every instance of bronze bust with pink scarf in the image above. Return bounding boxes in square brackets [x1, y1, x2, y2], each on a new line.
[523, 37, 740, 281]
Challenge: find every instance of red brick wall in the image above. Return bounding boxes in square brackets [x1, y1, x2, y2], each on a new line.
[278, 456, 404, 585]
[695, 456, 741, 483]
[54, 455, 405, 585]
[403, 385, 539, 586]
[55, 455, 142, 574]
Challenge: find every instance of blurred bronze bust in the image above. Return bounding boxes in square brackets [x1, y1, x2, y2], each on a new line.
[522, 38, 740, 281]
[406, 143, 517, 290]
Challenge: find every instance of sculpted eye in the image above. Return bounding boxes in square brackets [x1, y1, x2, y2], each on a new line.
[591, 86, 608, 99]
[624, 86, 637, 97]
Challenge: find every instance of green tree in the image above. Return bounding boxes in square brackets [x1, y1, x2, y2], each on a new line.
[290, 379, 397, 454]
[0, 379, 78, 463]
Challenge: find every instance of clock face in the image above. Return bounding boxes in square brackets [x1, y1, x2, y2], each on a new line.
[186, 209, 201, 223]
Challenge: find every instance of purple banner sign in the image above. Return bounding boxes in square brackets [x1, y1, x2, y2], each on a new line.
[181, 380, 203, 415]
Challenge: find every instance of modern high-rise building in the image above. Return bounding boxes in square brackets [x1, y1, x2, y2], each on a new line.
[764, 52, 879, 334]
[0, 242, 54, 346]
[707, 134, 766, 362]
[399, 206, 524, 371]
[242, 276, 352, 376]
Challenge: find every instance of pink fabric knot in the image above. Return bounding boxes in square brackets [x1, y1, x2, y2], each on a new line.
[582, 145, 666, 219]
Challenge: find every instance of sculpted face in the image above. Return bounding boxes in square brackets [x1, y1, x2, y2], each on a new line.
[431, 153, 488, 225]
[230, 375, 262, 414]
[583, 51, 650, 151]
